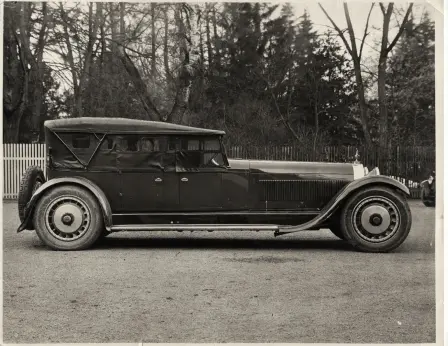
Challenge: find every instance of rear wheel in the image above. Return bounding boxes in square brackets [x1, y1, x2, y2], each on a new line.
[18, 166, 45, 223]
[340, 186, 412, 253]
[33, 185, 104, 250]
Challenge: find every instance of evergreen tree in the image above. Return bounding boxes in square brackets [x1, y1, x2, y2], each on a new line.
[387, 11, 435, 146]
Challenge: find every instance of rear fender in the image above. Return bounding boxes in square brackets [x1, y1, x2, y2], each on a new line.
[17, 177, 113, 233]
[277, 175, 410, 234]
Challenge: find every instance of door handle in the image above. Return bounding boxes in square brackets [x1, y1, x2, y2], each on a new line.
[155, 177, 162, 182]
[181, 177, 188, 182]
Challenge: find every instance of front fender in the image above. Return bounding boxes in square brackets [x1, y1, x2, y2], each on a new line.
[17, 176, 113, 233]
[277, 175, 410, 234]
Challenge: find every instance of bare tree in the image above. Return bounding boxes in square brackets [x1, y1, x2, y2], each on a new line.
[166, 4, 195, 124]
[76, 2, 102, 117]
[377, 3, 413, 148]
[320, 2, 414, 148]
[110, 3, 162, 121]
[319, 2, 374, 147]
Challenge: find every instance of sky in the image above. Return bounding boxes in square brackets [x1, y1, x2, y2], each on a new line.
[290, 1, 436, 61]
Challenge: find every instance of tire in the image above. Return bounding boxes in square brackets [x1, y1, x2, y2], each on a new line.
[18, 166, 46, 223]
[340, 186, 412, 253]
[328, 226, 345, 240]
[33, 185, 104, 251]
[423, 200, 435, 207]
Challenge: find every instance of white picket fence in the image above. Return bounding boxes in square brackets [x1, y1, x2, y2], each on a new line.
[3, 144, 47, 199]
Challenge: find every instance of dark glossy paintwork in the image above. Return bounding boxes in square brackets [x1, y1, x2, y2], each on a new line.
[178, 172, 223, 210]
[121, 172, 167, 212]
[48, 170, 121, 210]
[224, 159, 354, 211]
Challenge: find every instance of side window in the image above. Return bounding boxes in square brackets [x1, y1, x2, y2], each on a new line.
[58, 132, 97, 151]
[177, 136, 226, 169]
[100, 136, 114, 151]
[203, 139, 220, 151]
[103, 135, 169, 153]
[137, 137, 168, 152]
[72, 134, 91, 149]
[203, 152, 225, 167]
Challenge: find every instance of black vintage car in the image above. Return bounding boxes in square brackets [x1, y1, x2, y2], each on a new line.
[18, 117, 412, 252]
[420, 170, 436, 207]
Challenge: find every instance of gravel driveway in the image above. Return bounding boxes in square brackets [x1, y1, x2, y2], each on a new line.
[3, 200, 435, 343]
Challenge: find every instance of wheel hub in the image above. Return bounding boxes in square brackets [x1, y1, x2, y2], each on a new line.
[45, 196, 91, 241]
[61, 213, 74, 225]
[53, 204, 83, 234]
[369, 213, 383, 226]
[360, 205, 391, 234]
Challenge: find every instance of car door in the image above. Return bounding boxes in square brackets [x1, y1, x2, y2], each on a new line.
[117, 135, 179, 212]
[176, 137, 225, 211]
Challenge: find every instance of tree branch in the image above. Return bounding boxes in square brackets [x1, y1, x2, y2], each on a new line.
[359, 3, 375, 59]
[343, 3, 359, 60]
[379, 3, 387, 16]
[386, 4, 414, 54]
[318, 3, 353, 57]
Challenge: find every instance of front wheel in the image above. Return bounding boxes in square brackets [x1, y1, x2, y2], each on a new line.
[328, 226, 345, 240]
[340, 186, 412, 253]
[33, 185, 104, 250]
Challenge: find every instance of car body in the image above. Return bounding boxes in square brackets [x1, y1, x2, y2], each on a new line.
[18, 117, 412, 252]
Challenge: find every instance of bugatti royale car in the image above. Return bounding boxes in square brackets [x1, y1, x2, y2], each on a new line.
[17, 117, 412, 252]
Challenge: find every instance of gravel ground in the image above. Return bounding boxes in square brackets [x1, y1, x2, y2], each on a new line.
[3, 200, 435, 343]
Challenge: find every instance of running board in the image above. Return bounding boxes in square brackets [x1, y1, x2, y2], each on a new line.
[110, 224, 281, 232]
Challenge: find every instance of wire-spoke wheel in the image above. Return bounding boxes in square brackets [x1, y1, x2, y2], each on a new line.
[340, 186, 412, 253]
[33, 185, 104, 250]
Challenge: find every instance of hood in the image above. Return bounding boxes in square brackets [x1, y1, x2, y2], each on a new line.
[228, 158, 366, 180]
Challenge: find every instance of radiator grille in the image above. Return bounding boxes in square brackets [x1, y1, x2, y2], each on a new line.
[259, 179, 348, 202]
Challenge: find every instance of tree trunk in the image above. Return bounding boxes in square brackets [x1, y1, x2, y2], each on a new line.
[198, 9, 205, 66]
[167, 5, 193, 124]
[353, 59, 373, 147]
[151, 3, 157, 76]
[60, 4, 79, 116]
[205, 6, 213, 69]
[320, 3, 374, 148]
[77, 2, 102, 117]
[377, 3, 413, 148]
[19, 2, 48, 138]
[377, 55, 388, 147]
[211, 6, 220, 67]
[163, 5, 171, 82]
[112, 3, 161, 121]
[4, 4, 29, 142]
[110, 3, 119, 54]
